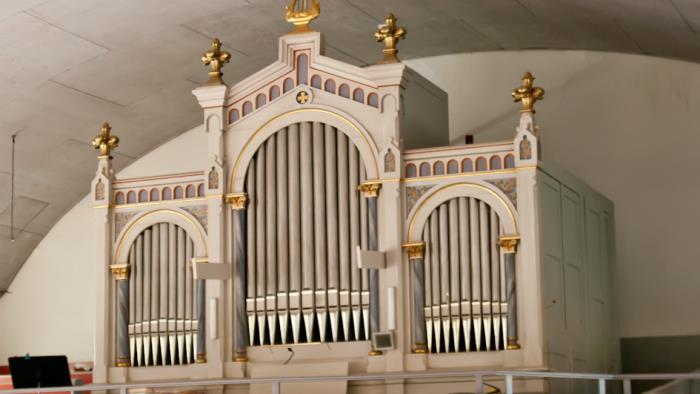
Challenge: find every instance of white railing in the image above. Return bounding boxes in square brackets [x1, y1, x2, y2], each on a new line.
[642, 368, 700, 393]
[1, 370, 699, 394]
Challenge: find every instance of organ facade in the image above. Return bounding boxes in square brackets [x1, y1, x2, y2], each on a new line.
[91, 4, 619, 393]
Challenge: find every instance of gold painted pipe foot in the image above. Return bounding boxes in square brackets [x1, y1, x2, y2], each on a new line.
[506, 339, 521, 350]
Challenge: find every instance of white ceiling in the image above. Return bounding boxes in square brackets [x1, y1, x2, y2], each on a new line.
[2, 0, 700, 294]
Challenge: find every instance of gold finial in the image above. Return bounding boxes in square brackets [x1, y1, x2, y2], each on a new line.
[92, 122, 119, 159]
[285, 0, 320, 33]
[374, 13, 406, 64]
[201, 38, 231, 85]
[512, 72, 545, 113]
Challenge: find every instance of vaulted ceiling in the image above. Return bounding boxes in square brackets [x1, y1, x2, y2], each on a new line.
[2, 0, 700, 294]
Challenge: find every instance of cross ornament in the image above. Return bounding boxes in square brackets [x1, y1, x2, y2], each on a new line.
[296, 91, 309, 104]
[201, 38, 231, 85]
[374, 13, 406, 64]
[512, 72, 545, 113]
[92, 122, 119, 159]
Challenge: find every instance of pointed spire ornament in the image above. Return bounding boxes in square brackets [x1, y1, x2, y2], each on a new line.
[512, 72, 545, 113]
[92, 122, 119, 159]
[285, 0, 320, 33]
[201, 38, 231, 85]
[374, 13, 406, 64]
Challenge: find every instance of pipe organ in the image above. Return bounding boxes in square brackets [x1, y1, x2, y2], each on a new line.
[91, 3, 619, 392]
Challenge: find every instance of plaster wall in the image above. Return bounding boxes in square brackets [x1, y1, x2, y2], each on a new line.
[1, 49, 698, 364]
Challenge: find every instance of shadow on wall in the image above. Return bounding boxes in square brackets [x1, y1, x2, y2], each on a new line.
[622, 335, 700, 393]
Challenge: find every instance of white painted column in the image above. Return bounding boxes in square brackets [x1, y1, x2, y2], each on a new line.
[511, 111, 544, 367]
[93, 150, 118, 381]
[192, 83, 229, 369]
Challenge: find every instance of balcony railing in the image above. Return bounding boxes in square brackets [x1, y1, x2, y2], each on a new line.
[2, 370, 700, 394]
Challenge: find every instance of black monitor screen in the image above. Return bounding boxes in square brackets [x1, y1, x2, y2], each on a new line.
[8, 356, 72, 389]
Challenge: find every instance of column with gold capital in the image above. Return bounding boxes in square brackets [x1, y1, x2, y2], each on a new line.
[110, 264, 131, 367]
[403, 242, 427, 353]
[359, 181, 382, 355]
[226, 193, 249, 362]
[499, 236, 521, 350]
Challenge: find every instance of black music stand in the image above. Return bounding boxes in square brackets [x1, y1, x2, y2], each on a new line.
[8, 355, 72, 389]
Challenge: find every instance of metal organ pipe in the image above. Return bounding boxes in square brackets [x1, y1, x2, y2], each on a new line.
[300, 122, 314, 294]
[288, 124, 301, 295]
[337, 133, 350, 293]
[265, 134, 277, 344]
[255, 145, 266, 344]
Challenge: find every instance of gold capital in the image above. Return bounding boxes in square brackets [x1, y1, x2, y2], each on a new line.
[115, 357, 131, 367]
[512, 72, 545, 113]
[374, 13, 406, 64]
[498, 235, 520, 254]
[413, 341, 428, 353]
[225, 193, 248, 210]
[358, 181, 382, 197]
[402, 242, 425, 260]
[201, 38, 231, 85]
[196, 352, 207, 363]
[92, 122, 119, 159]
[285, 0, 320, 33]
[110, 264, 130, 280]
